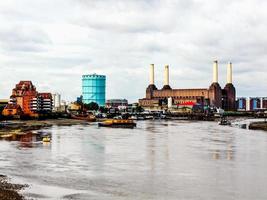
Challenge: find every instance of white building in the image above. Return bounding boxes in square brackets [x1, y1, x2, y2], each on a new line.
[52, 93, 61, 112]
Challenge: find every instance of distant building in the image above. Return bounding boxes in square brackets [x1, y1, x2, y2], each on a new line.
[82, 74, 106, 106]
[61, 100, 67, 106]
[139, 61, 236, 111]
[68, 102, 81, 111]
[106, 99, 128, 108]
[237, 97, 267, 111]
[52, 93, 61, 112]
[2, 81, 53, 117]
[60, 100, 68, 112]
[39, 93, 53, 113]
[76, 95, 83, 104]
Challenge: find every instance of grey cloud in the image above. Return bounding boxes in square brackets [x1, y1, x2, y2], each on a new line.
[0, 0, 267, 101]
[71, 0, 181, 34]
[0, 26, 52, 52]
[83, 22, 163, 34]
[144, 43, 167, 53]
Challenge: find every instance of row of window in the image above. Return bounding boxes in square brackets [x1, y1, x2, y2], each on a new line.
[82, 80, 106, 86]
[82, 88, 105, 93]
[83, 94, 105, 98]
[156, 96, 203, 99]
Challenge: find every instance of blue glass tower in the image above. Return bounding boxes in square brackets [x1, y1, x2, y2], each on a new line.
[82, 74, 106, 106]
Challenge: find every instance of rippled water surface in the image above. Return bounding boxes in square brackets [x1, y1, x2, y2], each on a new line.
[1, 120, 267, 200]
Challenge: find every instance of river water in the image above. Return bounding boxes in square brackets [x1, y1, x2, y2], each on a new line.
[0, 120, 267, 200]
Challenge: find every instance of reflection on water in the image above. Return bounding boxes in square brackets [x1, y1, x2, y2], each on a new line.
[211, 145, 234, 161]
[0, 120, 267, 199]
[0, 131, 52, 148]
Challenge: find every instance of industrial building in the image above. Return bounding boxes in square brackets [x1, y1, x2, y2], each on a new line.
[237, 97, 267, 111]
[82, 74, 106, 106]
[139, 61, 236, 111]
[2, 81, 53, 118]
[106, 99, 128, 108]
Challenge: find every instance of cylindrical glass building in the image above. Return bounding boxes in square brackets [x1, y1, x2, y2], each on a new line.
[82, 74, 106, 106]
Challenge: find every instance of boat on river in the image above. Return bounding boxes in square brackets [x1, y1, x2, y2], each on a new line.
[42, 136, 51, 143]
[218, 117, 231, 125]
[0, 121, 25, 128]
[71, 114, 96, 122]
[98, 119, 136, 128]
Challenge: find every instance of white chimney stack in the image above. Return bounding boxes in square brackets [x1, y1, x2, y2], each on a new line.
[227, 62, 232, 84]
[246, 97, 251, 111]
[260, 97, 264, 109]
[213, 60, 218, 83]
[164, 65, 169, 86]
[149, 64, 155, 85]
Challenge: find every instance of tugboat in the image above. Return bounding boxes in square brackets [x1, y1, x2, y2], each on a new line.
[98, 119, 136, 128]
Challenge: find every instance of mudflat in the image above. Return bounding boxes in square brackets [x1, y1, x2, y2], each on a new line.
[0, 175, 27, 200]
[0, 118, 93, 134]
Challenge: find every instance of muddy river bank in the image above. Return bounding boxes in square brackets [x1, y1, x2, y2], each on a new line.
[0, 175, 28, 200]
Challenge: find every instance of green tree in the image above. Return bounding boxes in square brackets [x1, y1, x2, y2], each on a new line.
[135, 105, 144, 113]
[84, 102, 99, 111]
[0, 105, 5, 118]
[99, 106, 108, 113]
[0, 105, 5, 113]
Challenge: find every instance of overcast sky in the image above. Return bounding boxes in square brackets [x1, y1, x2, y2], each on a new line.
[0, 0, 266, 102]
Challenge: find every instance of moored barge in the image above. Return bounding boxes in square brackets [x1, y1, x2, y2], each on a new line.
[98, 119, 136, 128]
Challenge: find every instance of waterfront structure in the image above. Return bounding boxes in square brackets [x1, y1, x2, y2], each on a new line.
[106, 99, 128, 108]
[0, 99, 9, 106]
[52, 93, 61, 112]
[0, 99, 9, 110]
[2, 104, 23, 117]
[82, 74, 106, 106]
[237, 97, 267, 111]
[68, 102, 82, 111]
[2, 81, 53, 117]
[139, 61, 236, 111]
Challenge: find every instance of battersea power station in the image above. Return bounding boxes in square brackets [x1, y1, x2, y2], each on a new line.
[139, 61, 236, 111]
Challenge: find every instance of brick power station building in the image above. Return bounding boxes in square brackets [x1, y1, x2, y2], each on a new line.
[139, 61, 236, 111]
[2, 81, 53, 118]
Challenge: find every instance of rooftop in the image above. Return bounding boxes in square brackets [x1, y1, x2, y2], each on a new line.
[82, 73, 106, 78]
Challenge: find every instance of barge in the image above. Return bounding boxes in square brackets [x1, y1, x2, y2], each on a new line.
[71, 114, 96, 122]
[98, 119, 136, 128]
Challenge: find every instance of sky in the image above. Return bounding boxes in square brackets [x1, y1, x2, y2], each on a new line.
[0, 0, 267, 103]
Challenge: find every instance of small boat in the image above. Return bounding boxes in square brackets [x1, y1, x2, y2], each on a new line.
[0, 121, 25, 128]
[218, 118, 231, 125]
[98, 119, 136, 128]
[0, 134, 13, 139]
[130, 116, 137, 120]
[137, 116, 145, 120]
[42, 136, 51, 143]
[145, 116, 154, 120]
[71, 114, 96, 122]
